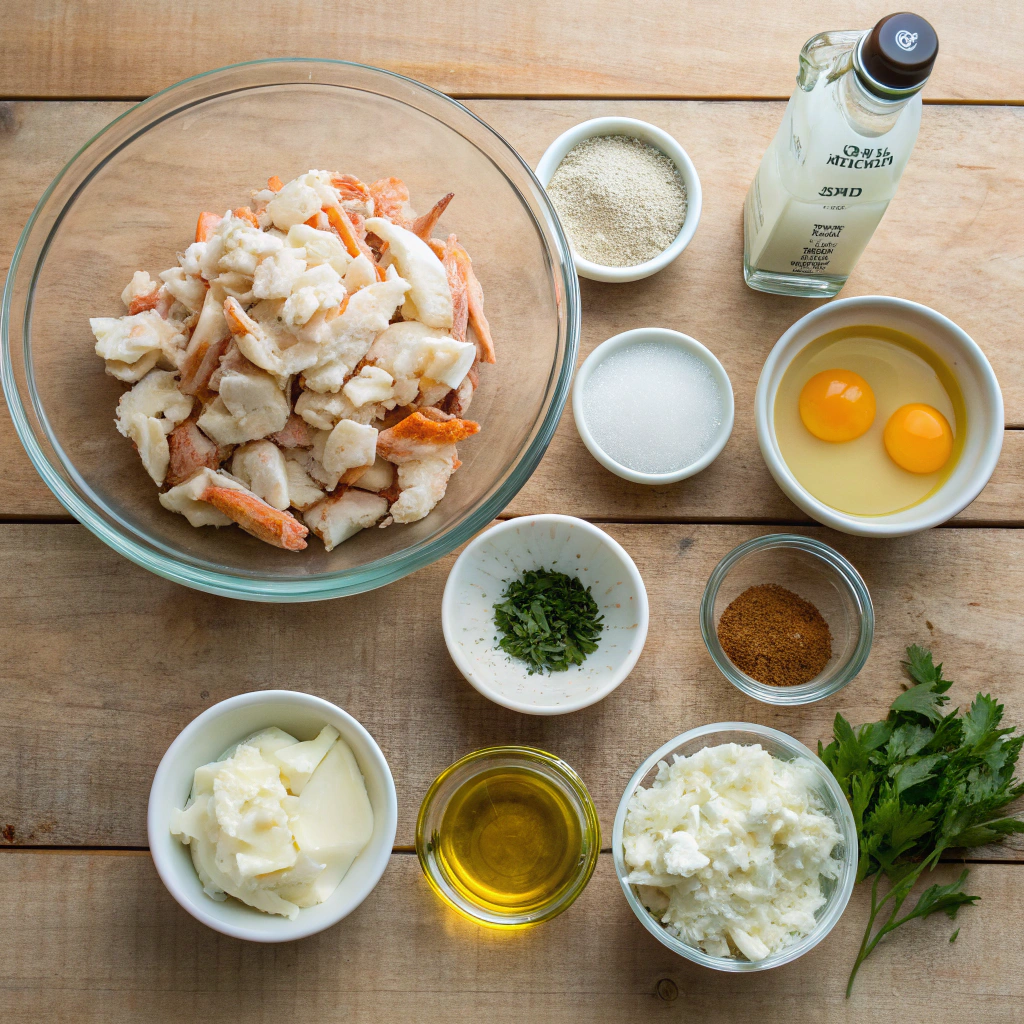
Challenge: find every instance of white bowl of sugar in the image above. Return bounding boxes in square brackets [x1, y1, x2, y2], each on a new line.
[536, 117, 702, 283]
[572, 328, 734, 484]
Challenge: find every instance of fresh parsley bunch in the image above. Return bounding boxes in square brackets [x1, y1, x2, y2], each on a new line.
[493, 568, 604, 674]
[819, 645, 1024, 996]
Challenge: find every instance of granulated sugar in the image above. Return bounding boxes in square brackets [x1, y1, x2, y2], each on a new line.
[581, 342, 724, 475]
[546, 135, 688, 267]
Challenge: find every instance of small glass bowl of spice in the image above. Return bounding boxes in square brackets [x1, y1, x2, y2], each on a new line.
[536, 117, 702, 283]
[700, 534, 873, 705]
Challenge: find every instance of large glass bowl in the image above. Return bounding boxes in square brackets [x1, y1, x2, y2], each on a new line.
[613, 723, 858, 971]
[2, 59, 579, 601]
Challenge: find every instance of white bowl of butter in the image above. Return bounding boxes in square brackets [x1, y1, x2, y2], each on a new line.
[148, 691, 397, 941]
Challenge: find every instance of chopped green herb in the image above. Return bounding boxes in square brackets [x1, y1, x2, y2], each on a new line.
[818, 645, 1024, 996]
[493, 568, 604, 674]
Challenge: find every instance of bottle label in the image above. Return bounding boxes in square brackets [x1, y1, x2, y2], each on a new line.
[825, 144, 894, 169]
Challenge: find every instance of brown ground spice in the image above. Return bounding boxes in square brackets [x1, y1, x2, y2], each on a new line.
[716, 584, 832, 687]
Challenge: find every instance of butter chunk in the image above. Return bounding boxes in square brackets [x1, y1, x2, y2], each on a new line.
[271, 725, 340, 795]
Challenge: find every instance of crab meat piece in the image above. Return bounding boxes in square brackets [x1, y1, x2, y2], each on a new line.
[179, 285, 231, 396]
[343, 365, 395, 408]
[342, 253, 378, 293]
[439, 372, 476, 418]
[283, 452, 326, 511]
[303, 489, 388, 552]
[286, 223, 352, 276]
[452, 241, 495, 364]
[231, 440, 291, 511]
[252, 247, 308, 300]
[196, 363, 290, 445]
[292, 431, 342, 491]
[389, 454, 458, 524]
[201, 484, 308, 551]
[213, 270, 254, 305]
[367, 320, 474, 390]
[281, 263, 347, 328]
[105, 349, 160, 383]
[367, 177, 413, 227]
[217, 216, 283, 277]
[166, 416, 225, 487]
[365, 217, 452, 330]
[376, 410, 480, 464]
[351, 455, 395, 493]
[430, 234, 469, 344]
[417, 379, 451, 408]
[223, 296, 318, 381]
[267, 178, 323, 231]
[159, 267, 207, 314]
[270, 413, 315, 449]
[115, 370, 194, 485]
[322, 419, 378, 476]
[302, 270, 410, 394]
[121, 271, 159, 309]
[294, 389, 377, 430]
[92, 309, 188, 371]
[159, 467, 243, 527]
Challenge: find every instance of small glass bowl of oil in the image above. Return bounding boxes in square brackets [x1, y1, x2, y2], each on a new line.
[416, 746, 600, 927]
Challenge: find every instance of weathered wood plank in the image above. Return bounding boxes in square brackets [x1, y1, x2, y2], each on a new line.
[1, 1, 1022, 102]
[0, 851, 1020, 1022]
[2, 101, 1023, 521]
[3, 522, 1023, 853]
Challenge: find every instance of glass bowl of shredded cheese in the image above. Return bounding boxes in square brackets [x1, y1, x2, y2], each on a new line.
[612, 723, 857, 971]
[2, 59, 579, 600]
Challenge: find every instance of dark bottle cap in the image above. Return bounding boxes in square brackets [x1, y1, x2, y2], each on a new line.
[858, 13, 939, 95]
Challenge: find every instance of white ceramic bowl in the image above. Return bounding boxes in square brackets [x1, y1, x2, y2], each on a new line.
[755, 296, 1003, 537]
[613, 723, 858, 971]
[572, 328, 734, 484]
[441, 515, 649, 714]
[148, 691, 398, 942]
[535, 116, 702, 282]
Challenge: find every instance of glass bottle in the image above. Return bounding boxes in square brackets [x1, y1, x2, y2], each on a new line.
[743, 13, 938, 298]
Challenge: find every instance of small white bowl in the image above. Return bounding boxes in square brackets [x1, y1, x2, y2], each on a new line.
[535, 116, 702, 283]
[148, 691, 398, 942]
[441, 514, 649, 715]
[755, 296, 1003, 537]
[572, 328, 734, 484]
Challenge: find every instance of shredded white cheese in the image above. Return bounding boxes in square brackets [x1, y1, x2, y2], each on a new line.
[622, 742, 841, 961]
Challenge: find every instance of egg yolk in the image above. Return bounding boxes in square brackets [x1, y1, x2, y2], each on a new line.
[798, 369, 876, 442]
[883, 403, 953, 474]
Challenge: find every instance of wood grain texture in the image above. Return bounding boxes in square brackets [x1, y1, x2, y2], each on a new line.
[3, 522, 1023, 853]
[1, 100, 1022, 520]
[0, 851, 1021, 1022]
[2, 1, 1022, 102]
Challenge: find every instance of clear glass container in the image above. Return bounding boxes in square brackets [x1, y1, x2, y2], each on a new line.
[416, 746, 600, 928]
[1, 59, 579, 601]
[700, 534, 873, 705]
[613, 723, 858, 971]
[743, 30, 924, 298]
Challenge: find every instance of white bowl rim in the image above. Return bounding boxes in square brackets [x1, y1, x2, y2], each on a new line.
[147, 689, 398, 942]
[754, 295, 1004, 537]
[611, 721, 858, 971]
[572, 327, 735, 484]
[441, 513, 650, 715]
[535, 116, 703, 283]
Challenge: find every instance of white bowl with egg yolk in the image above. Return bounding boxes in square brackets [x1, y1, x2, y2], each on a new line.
[755, 296, 1003, 537]
[148, 690, 397, 941]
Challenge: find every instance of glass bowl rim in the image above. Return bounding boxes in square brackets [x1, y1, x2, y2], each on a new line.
[611, 721, 858, 971]
[1, 57, 580, 602]
[415, 744, 601, 928]
[699, 533, 874, 705]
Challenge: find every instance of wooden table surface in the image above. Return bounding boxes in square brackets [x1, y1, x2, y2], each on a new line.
[2, 4, 1023, 1021]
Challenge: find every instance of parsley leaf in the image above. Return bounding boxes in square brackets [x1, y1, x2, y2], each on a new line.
[493, 568, 604, 674]
[822, 645, 1024, 996]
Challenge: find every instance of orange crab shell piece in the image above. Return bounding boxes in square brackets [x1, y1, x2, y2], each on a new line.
[195, 211, 222, 243]
[201, 485, 309, 551]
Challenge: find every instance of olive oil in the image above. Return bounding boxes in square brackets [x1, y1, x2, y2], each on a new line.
[436, 766, 583, 914]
